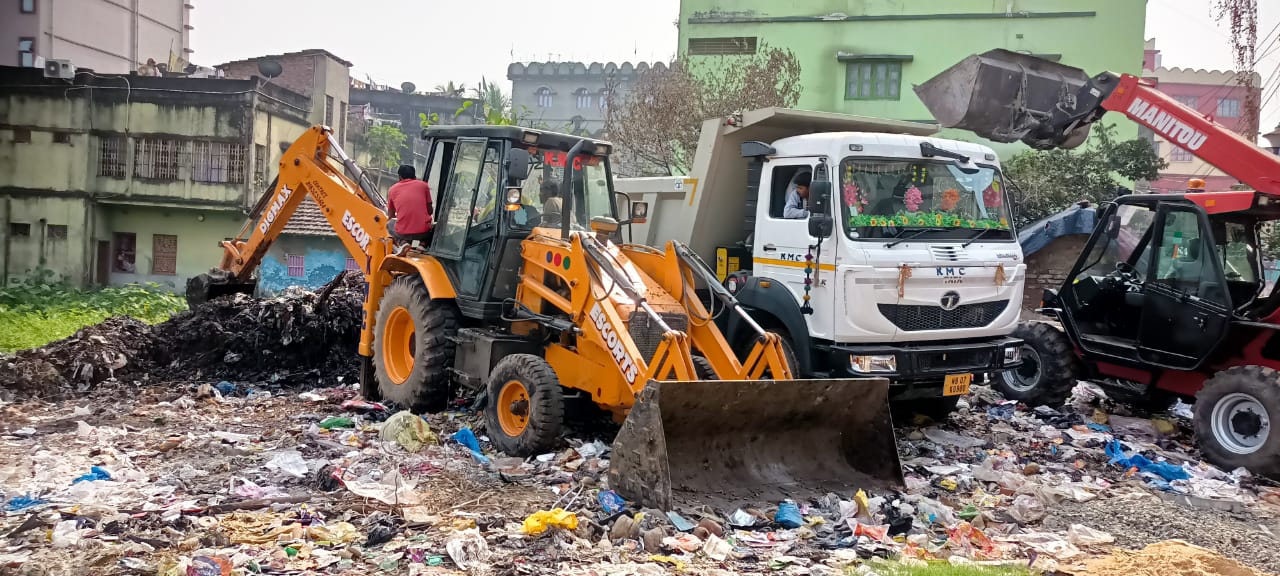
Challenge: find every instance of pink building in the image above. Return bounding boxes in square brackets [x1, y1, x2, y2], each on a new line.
[1142, 39, 1263, 193]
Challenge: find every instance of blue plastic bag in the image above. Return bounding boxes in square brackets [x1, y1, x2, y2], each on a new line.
[451, 428, 491, 465]
[4, 494, 46, 511]
[598, 490, 626, 514]
[774, 501, 803, 529]
[72, 466, 112, 484]
[1105, 439, 1188, 481]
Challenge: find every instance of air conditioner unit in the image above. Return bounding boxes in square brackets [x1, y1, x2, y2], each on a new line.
[44, 59, 74, 80]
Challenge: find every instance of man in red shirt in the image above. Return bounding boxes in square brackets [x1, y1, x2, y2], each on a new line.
[387, 165, 433, 245]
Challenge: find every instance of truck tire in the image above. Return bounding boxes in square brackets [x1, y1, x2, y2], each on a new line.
[692, 356, 717, 380]
[373, 276, 458, 413]
[485, 354, 564, 456]
[1194, 366, 1280, 478]
[995, 322, 1077, 407]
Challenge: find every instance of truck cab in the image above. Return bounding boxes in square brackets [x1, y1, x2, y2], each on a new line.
[619, 108, 1025, 408]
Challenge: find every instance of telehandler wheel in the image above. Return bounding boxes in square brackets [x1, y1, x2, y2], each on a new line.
[753, 329, 799, 379]
[485, 354, 564, 456]
[1194, 366, 1280, 477]
[995, 322, 1078, 407]
[373, 276, 458, 413]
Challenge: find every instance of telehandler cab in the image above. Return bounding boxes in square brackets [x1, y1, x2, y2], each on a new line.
[189, 124, 903, 509]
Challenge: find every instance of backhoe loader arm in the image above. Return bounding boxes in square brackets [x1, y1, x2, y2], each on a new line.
[214, 126, 391, 282]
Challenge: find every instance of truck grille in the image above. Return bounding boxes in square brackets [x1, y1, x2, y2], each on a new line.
[916, 349, 995, 372]
[877, 300, 1008, 332]
[627, 312, 689, 362]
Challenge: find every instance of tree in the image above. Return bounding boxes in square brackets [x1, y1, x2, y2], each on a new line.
[364, 124, 408, 189]
[604, 44, 803, 176]
[433, 81, 467, 97]
[1214, 0, 1260, 138]
[474, 77, 510, 116]
[1003, 124, 1167, 227]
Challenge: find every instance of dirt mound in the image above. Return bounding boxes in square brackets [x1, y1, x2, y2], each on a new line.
[1074, 540, 1271, 576]
[1, 273, 366, 399]
[0, 317, 152, 399]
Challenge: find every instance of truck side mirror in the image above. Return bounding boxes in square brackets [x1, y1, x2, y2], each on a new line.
[808, 166, 833, 239]
[505, 148, 531, 184]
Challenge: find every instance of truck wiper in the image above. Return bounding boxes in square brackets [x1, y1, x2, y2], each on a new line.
[961, 227, 997, 248]
[884, 227, 947, 248]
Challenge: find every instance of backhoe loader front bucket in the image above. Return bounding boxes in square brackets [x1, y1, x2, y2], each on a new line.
[914, 49, 1093, 149]
[186, 271, 256, 307]
[609, 378, 902, 511]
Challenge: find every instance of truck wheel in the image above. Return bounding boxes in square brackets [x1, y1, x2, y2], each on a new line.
[373, 276, 458, 413]
[1194, 366, 1280, 477]
[995, 322, 1077, 407]
[692, 356, 717, 380]
[486, 354, 564, 456]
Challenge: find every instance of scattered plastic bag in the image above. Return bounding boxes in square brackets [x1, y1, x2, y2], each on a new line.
[451, 428, 491, 466]
[598, 490, 626, 514]
[522, 508, 579, 535]
[1066, 524, 1114, 546]
[728, 508, 757, 527]
[1172, 399, 1194, 419]
[775, 500, 803, 528]
[702, 533, 734, 561]
[1105, 440, 1189, 481]
[264, 450, 309, 478]
[341, 399, 387, 412]
[663, 533, 703, 553]
[50, 520, 83, 548]
[308, 522, 360, 544]
[4, 494, 47, 512]
[379, 411, 436, 452]
[445, 528, 490, 570]
[71, 466, 112, 484]
[924, 427, 987, 449]
[186, 555, 233, 576]
[319, 417, 355, 430]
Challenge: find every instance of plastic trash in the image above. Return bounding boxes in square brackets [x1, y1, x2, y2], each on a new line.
[341, 399, 387, 412]
[666, 511, 696, 531]
[1105, 440, 1189, 481]
[4, 494, 47, 512]
[598, 490, 626, 514]
[50, 520, 83, 548]
[986, 404, 1016, 420]
[445, 528, 490, 569]
[265, 450, 309, 478]
[775, 500, 803, 528]
[729, 508, 757, 527]
[664, 533, 704, 553]
[1172, 399, 1194, 419]
[923, 427, 987, 449]
[1066, 524, 1115, 545]
[214, 381, 237, 396]
[1007, 493, 1047, 523]
[451, 428, 491, 465]
[186, 556, 233, 576]
[345, 470, 421, 506]
[702, 533, 734, 561]
[379, 411, 436, 452]
[72, 466, 112, 484]
[318, 416, 355, 429]
[522, 508, 579, 535]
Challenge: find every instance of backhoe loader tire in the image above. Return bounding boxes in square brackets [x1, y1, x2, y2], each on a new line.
[1194, 366, 1280, 478]
[692, 356, 717, 380]
[995, 322, 1077, 407]
[373, 277, 458, 413]
[486, 354, 564, 456]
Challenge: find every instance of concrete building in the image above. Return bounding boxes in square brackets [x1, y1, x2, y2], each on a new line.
[347, 83, 480, 181]
[1142, 40, 1264, 192]
[218, 50, 354, 152]
[507, 61, 664, 137]
[0, 65, 313, 289]
[676, 0, 1147, 157]
[1, 0, 191, 74]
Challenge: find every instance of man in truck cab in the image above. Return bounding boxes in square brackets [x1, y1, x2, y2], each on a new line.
[783, 172, 811, 219]
[387, 164, 433, 245]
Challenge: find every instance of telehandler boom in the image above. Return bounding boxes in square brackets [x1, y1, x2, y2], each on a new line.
[190, 124, 903, 509]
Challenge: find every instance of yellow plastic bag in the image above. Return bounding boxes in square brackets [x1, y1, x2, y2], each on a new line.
[521, 508, 579, 535]
[379, 410, 437, 452]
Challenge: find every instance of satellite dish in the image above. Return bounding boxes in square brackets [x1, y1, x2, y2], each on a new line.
[257, 59, 283, 79]
[401, 82, 416, 94]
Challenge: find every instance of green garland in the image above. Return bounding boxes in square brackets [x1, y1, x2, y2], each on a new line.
[847, 211, 1009, 230]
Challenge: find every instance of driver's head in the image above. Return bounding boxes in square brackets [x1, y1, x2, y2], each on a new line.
[540, 180, 560, 203]
[795, 173, 811, 199]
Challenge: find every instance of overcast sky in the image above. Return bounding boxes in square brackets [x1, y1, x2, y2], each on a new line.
[191, 0, 1279, 138]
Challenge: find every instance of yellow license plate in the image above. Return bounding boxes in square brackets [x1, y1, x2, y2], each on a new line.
[943, 373, 973, 396]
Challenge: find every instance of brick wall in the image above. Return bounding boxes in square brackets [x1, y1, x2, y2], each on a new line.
[1023, 235, 1090, 311]
[221, 56, 316, 99]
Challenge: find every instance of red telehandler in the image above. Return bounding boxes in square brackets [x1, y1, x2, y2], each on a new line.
[917, 50, 1280, 476]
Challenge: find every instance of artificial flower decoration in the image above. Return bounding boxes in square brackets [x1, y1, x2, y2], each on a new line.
[940, 188, 960, 211]
[904, 185, 923, 212]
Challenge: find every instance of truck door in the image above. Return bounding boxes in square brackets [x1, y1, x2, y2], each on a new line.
[753, 158, 836, 339]
[1136, 204, 1231, 369]
[430, 137, 501, 298]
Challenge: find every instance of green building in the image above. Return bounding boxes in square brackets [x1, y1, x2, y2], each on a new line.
[677, 0, 1147, 155]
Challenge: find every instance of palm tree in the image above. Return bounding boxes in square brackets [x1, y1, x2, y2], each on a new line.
[474, 77, 510, 114]
[433, 81, 467, 97]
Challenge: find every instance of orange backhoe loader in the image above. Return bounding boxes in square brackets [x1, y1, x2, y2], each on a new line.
[189, 124, 902, 509]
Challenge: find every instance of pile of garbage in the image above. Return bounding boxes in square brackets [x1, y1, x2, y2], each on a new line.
[0, 274, 365, 399]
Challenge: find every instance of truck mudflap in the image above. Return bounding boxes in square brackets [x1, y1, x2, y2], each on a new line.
[913, 49, 1093, 149]
[609, 378, 903, 511]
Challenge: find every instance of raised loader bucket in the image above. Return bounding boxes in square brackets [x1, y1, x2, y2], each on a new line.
[609, 378, 902, 511]
[914, 49, 1093, 149]
[186, 271, 256, 307]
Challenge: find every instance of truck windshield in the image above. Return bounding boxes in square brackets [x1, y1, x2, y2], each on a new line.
[511, 148, 613, 231]
[839, 158, 1013, 241]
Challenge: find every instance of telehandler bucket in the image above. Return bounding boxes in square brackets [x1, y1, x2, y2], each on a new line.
[913, 49, 1093, 149]
[609, 378, 902, 511]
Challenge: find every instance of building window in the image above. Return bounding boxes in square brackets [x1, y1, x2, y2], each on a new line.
[1217, 98, 1240, 118]
[13, 127, 31, 143]
[47, 224, 67, 239]
[535, 87, 553, 108]
[846, 62, 902, 100]
[192, 141, 247, 183]
[98, 136, 126, 178]
[21, 0, 36, 13]
[345, 257, 359, 272]
[1170, 145, 1193, 162]
[1174, 95, 1198, 109]
[18, 37, 34, 68]
[53, 132, 70, 144]
[254, 144, 268, 187]
[687, 36, 758, 56]
[325, 95, 334, 126]
[9, 223, 30, 237]
[599, 89, 611, 111]
[574, 88, 592, 109]
[152, 234, 177, 275]
[134, 138, 181, 179]
[113, 232, 136, 273]
[286, 254, 305, 277]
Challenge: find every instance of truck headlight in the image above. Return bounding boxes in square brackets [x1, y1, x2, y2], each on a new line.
[850, 354, 896, 374]
[1003, 346, 1022, 364]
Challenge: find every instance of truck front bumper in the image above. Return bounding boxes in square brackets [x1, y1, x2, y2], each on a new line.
[828, 337, 1024, 401]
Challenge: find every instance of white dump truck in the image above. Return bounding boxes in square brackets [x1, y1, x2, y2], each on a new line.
[618, 108, 1026, 415]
